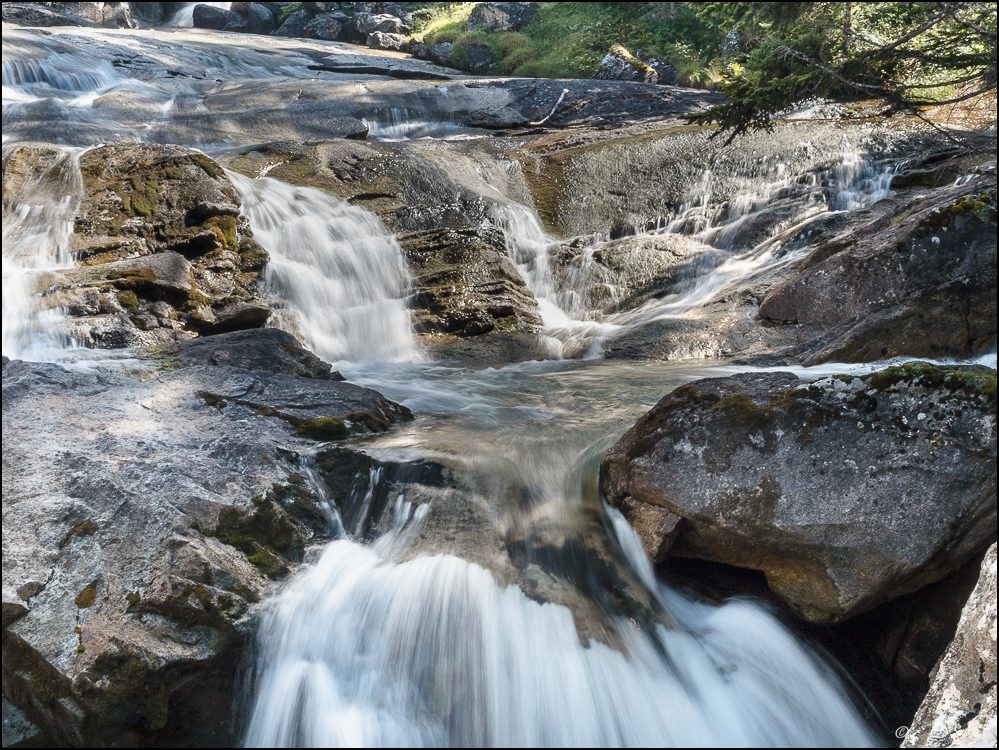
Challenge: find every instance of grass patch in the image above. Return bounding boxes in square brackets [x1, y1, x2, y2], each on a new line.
[411, 2, 719, 82]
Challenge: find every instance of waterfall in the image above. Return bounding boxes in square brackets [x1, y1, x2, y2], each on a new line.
[1, 146, 85, 360]
[229, 172, 420, 365]
[243, 499, 877, 747]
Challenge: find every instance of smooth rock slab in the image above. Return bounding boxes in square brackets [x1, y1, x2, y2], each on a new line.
[600, 364, 997, 624]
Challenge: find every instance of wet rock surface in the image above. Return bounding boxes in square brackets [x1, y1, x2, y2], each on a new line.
[221, 137, 535, 233]
[761, 178, 998, 365]
[0, 335, 414, 746]
[400, 227, 543, 362]
[601, 363, 997, 624]
[903, 544, 997, 748]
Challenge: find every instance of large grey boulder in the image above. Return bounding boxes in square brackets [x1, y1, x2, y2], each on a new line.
[466, 2, 538, 32]
[303, 11, 343, 41]
[354, 11, 408, 35]
[600, 364, 997, 624]
[760, 179, 997, 364]
[272, 8, 310, 36]
[352, 2, 413, 24]
[1, 3, 101, 27]
[63, 2, 137, 28]
[171, 329, 339, 379]
[593, 45, 661, 84]
[367, 31, 408, 51]
[245, 2, 277, 34]
[412, 41, 453, 66]
[903, 544, 997, 748]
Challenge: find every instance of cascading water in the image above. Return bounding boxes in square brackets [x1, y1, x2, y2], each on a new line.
[2, 21, 983, 750]
[2, 40, 162, 146]
[230, 172, 420, 364]
[245, 527, 876, 747]
[362, 108, 488, 142]
[495, 150, 896, 358]
[241, 357, 881, 748]
[1, 146, 85, 360]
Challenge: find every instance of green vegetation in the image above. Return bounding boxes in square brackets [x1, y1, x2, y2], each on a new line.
[412, 2, 720, 83]
[410, 3, 995, 141]
[689, 2, 998, 140]
[196, 491, 305, 579]
[118, 290, 140, 313]
[296, 416, 349, 440]
[863, 362, 997, 411]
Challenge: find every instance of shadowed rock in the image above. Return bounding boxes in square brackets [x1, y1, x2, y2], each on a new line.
[1, 342, 410, 745]
[1, 3, 101, 27]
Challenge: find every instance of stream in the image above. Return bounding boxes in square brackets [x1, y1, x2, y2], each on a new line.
[3, 19, 992, 749]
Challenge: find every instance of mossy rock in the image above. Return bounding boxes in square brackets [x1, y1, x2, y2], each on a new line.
[75, 583, 98, 609]
[201, 492, 306, 579]
[295, 417, 349, 440]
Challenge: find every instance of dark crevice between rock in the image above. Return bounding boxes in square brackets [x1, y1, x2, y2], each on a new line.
[305, 63, 452, 81]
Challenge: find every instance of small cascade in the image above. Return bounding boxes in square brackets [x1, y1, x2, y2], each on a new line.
[1, 146, 85, 360]
[299, 457, 348, 539]
[230, 172, 420, 365]
[166, 2, 233, 28]
[977, 344, 998, 370]
[497, 151, 897, 358]
[362, 108, 484, 142]
[1, 44, 158, 146]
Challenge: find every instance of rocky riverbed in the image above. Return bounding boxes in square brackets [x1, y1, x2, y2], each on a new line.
[2, 3, 997, 748]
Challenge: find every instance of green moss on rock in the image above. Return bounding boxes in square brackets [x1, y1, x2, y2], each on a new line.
[211, 493, 305, 579]
[110, 267, 159, 290]
[118, 290, 140, 313]
[295, 417, 349, 440]
[30, 669, 64, 706]
[75, 583, 98, 609]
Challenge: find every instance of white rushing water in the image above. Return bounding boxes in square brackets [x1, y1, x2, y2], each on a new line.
[1, 146, 85, 360]
[244, 492, 876, 747]
[230, 172, 420, 364]
[2, 26, 980, 750]
[362, 108, 489, 142]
